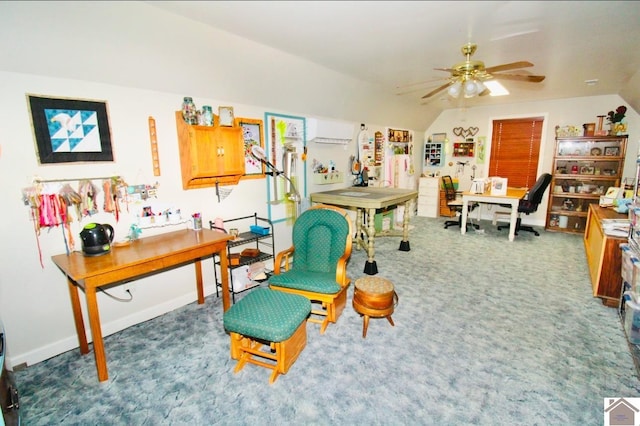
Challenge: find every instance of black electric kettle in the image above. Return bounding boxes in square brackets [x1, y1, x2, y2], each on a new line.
[80, 223, 114, 256]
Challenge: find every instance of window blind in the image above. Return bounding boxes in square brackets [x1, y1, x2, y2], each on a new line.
[489, 117, 544, 188]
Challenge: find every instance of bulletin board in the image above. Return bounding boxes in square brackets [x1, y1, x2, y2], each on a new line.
[264, 113, 307, 224]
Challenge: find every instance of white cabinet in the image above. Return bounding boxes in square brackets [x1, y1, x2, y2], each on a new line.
[417, 177, 440, 218]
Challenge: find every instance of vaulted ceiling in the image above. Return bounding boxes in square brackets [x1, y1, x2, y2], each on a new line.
[147, 1, 640, 115]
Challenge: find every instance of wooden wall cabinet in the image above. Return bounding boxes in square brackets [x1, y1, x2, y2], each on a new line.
[583, 204, 626, 307]
[546, 135, 627, 234]
[175, 111, 245, 189]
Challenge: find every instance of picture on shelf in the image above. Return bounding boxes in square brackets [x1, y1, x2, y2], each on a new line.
[604, 146, 620, 156]
[580, 165, 595, 175]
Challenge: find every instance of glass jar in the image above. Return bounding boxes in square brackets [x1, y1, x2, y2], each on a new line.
[181, 97, 197, 124]
[202, 105, 213, 126]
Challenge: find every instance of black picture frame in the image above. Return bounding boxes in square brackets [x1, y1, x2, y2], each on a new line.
[604, 146, 620, 157]
[27, 95, 114, 164]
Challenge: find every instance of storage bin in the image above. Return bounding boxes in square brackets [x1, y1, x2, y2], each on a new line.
[374, 210, 394, 232]
[624, 300, 640, 345]
[621, 244, 636, 286]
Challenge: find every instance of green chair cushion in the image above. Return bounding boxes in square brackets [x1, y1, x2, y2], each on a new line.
[223, 288, 311, 342]
[269, 270, 341, 294]
[291, 209, 350, 274]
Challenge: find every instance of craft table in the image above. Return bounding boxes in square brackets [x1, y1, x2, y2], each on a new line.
[310, 187, 418, 275]
[460, 187, 527, 241]
[51, 228, 233, 382]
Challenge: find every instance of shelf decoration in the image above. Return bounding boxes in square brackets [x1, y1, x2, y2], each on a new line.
[218, 106, 235, 126]
[555, 125, 582, 138]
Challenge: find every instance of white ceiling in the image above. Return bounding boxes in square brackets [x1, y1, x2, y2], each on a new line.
[146, 1, 640, 113]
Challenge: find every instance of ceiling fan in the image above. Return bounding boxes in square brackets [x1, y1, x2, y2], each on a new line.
[421, 42, 545, 99]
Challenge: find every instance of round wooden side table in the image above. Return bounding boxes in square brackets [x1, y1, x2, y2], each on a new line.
[352, 276, 397, 338]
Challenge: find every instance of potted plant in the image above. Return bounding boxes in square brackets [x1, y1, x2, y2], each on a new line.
[607, 105, 627, 135]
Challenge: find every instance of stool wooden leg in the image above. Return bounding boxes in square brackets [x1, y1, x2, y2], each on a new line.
[362, 315, 370, 338]
[386, 315, 395, 327]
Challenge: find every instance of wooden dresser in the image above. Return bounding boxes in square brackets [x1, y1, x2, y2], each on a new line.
[583, 204, 627, 307]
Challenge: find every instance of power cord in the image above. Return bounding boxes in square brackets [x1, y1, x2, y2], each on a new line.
[98, 287, 133, 302]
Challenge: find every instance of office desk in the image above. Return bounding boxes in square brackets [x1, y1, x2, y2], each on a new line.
[310, 187, 418, 275]
[51, 229, 233, 382]
[461, 188, 527, 241]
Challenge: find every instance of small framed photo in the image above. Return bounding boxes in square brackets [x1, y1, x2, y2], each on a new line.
[580, 165, 595, 175]
[27, 94, 114, 164]
[604, 146, 620, 156]
[218, 106, 234, 127]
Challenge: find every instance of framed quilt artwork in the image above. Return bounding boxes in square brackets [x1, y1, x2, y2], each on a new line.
[27, 95, 114, 164]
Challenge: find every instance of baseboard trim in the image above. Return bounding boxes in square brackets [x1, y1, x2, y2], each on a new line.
[8, 285, 220, 369]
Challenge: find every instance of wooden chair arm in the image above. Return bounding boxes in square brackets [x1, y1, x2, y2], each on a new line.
[335, 254, 350, 286]
[273, 246, 295, 274]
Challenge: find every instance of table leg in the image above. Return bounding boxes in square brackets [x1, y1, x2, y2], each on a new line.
[364, 207, 378, 275]
[66, 278, 89, 355]
[509, 202, 518, 242]
[219, 249, 231, 312]
[195, 259, 204, 304]
[85, 287, 108, 382]
[354, 208, 364, 251]
[399, 200, 411, 252]
[461, 199, 469, 235]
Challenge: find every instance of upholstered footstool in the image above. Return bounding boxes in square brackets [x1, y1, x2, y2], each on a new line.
[223, 288, 311, 384]
[352, 276, 398, 338]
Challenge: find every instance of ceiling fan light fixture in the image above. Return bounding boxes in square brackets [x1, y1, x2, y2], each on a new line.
[419, 42, 544, 101]
[448, 81, 462, 98]
[463, 79, 479, 97]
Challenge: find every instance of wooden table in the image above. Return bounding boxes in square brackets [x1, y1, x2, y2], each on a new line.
[310, 187, 418, 275]
[51, 228, 233, 382]
[461, 187, 527, 241]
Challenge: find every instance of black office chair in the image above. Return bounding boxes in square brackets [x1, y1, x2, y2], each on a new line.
[442, 175, 479, 230]
[497, 173, 552, 236]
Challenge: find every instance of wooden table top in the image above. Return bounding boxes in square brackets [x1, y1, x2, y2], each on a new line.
[310, 187, 418, 210]
[51, 228, 232, 283]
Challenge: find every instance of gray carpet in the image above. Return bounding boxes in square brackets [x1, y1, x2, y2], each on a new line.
[13, 216, 640, 425]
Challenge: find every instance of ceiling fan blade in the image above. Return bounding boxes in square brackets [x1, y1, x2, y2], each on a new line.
[492, 73, 545, 83]
[422, 81, 454, 99]
[395, 77, 448, 93]
[484, 61, 533, 74]
[434, 67, 454, 73]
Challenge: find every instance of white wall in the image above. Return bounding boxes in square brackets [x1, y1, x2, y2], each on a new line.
[423, 95, 640, 225]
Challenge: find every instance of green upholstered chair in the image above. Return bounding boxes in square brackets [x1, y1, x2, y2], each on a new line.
[223, 288, 311, 384]
[269, 204, 353, 334]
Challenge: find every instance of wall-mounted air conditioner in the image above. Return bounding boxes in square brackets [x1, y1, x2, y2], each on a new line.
[306, 118, 354, 145]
